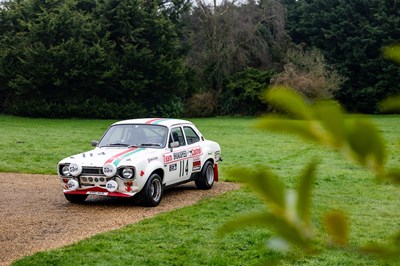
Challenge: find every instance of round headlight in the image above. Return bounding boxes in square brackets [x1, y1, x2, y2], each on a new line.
[61, 165, 70, 176]
[122, 168, 134, 179]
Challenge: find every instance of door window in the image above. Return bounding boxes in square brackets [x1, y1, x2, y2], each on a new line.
[184, 126, 200, 145]
[170, 127, 186, 147]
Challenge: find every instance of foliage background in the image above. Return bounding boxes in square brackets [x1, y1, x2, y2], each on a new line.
[0, 0, 189, 118]
[0, 0, 399, 118]
[284, 0, 400, 113]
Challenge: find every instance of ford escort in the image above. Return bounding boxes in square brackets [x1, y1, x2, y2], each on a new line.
[57, 118, 221, 206]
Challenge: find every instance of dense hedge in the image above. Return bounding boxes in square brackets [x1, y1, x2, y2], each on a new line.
[0, 0, 189, 118]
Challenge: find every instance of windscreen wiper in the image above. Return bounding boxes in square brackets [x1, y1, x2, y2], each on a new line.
[139, 143, 162, 147]
[107, 143, 129, 147]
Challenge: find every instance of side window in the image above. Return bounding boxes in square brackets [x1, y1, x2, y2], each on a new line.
[184, 126, 200, 145]
[170, 127, 186, 147]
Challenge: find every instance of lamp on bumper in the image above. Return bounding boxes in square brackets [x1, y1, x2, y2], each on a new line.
[67, 179, 79, 191]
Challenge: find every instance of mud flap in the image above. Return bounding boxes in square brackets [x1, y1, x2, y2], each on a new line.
[214, 164, 219, 182]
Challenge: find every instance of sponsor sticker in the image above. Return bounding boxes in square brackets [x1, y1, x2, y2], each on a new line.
[192, 158, 201, 172]
[148, 156, 158, 163]
[163, 146, 203, 164]
[191, 147, 202, 156]
[173, 150, 188, 160]
[164, 154, 173, 164]
[169, 164, 177, 171]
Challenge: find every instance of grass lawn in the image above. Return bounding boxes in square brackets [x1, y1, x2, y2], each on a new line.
[1, 114, 400, 265]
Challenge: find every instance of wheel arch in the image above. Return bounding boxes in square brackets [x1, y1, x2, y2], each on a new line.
[201, 146, 215, 165]
[151, 168, 164, 182]
[142, 161, 165, 185]
[204, 157, 214, 166]
[203, 157, 218, 182]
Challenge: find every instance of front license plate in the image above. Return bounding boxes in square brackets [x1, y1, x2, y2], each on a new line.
[87, 191, 108, 196]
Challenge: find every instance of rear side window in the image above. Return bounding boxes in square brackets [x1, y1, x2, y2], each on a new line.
[184, 126, 200, 144]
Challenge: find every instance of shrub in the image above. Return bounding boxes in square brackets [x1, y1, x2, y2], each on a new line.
[271, 48, 344, 101]
[185, 91, 217, 117]
[221, 67, 274, 115]
[152, 96, 184, 118]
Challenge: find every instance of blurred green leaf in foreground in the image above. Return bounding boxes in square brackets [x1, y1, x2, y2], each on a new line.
[219, 162, 317, 253]
[258, 87, 395, 181]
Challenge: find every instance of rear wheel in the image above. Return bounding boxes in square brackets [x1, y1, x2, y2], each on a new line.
[195, 161, 214, 190]
[64, 193, 88, 203]
[140, 173, 163, 207]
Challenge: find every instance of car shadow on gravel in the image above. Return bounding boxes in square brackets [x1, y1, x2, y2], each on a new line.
[60, 183, 205, 207]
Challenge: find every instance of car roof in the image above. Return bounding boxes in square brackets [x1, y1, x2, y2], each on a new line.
[112, 118, 194, 128]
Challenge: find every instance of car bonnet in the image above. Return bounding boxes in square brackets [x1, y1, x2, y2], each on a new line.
[63, 147, 160, 168]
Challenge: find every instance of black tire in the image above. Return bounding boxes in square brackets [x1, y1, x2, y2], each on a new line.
[140, 173, 163, 207]
[195, 161, 214, 190]
[64, 193, 88, 203]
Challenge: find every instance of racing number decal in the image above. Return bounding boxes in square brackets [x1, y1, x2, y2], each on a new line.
[179, 160, 189, 177]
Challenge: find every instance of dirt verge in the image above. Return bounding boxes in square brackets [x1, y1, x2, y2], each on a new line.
[0, 173, 240, 266]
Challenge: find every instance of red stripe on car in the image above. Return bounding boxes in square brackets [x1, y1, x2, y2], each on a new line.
[104, 147, 138, 165]
[145, 118, 163, 124]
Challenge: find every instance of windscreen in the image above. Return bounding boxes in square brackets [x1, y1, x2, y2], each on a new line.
[98, 124, 168, 148]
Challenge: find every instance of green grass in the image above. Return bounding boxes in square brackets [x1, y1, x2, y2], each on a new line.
[0, 115, 115, 174]
[2, 114, 400, 265]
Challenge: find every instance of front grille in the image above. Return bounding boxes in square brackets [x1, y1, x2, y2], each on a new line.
[81, 167, 104, 176]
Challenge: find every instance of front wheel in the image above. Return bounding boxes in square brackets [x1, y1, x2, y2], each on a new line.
[195, 161, 214, 190]
[140, 173, 163, 207]
[64, 193, 88, 203]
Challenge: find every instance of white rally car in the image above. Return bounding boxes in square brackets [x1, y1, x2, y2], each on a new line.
[57, 118, 221, 206]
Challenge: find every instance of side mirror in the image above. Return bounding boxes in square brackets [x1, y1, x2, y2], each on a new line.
[170, 141, 179, 149]
[91, 140, 98, 147]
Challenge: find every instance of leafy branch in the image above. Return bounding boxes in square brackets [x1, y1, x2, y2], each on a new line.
[257, 87, 399, 182]
[219, 162, 317, 253]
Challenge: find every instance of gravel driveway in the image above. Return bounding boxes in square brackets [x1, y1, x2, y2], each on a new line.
[0, 173, 239, 266]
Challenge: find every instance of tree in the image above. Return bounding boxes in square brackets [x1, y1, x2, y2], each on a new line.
[284, 0, 400, 113]
[0, 0, 190, 118]
[184, 0, 290, 92]
[94, 0, 190, 116]
[0, 0, 112, 116]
